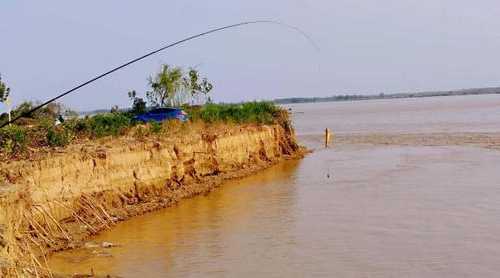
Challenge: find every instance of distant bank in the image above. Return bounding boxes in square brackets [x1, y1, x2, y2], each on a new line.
[274, 87, 500, 104]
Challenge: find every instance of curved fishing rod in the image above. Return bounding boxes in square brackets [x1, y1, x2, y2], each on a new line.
[1, 20, 319, 128]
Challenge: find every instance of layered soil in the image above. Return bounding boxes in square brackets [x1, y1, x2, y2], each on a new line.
[0, 122, 303, 277]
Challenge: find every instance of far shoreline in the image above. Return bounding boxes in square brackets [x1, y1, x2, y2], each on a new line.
[274, 86, 500, 105]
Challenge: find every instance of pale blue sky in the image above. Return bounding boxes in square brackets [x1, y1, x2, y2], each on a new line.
[2, 0, 500, 112]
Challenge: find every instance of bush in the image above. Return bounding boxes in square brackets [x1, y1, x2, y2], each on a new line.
[188, 101, 279, 124]
[0, 125, 27, 155]
[71, 117, 91, 133]
[87, 113, 132, 138]
[46, 126, 72, 147]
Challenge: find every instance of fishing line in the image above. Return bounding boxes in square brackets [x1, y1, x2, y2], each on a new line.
[1, 20, 319, 128]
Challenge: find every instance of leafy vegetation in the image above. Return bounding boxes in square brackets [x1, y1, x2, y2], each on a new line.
[183, 68, 213, 105]
[188, 102, 280, 124]
[0, 125, 27, 155]
[86, 113, 131, 138]
[0, 113, 133, 157]
[1, 101, 79, 127]
[128, 90, 147, 115]
[0, 74, 10, 104]
[146, 65, 184, 107]
[0, 65, 289, 159]
[145, 65, 213, 107]
[46, 125, 73, 147]
[1, 101, 285, 158]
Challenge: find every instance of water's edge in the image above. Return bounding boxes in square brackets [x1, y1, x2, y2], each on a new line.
[0, 124, 303, 277]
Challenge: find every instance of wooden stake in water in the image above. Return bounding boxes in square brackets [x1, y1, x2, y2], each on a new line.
[325, 128, 331, 148]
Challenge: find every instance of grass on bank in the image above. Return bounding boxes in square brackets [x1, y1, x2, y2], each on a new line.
[0, 101, 288, 159]
[187, 101, 279, 124]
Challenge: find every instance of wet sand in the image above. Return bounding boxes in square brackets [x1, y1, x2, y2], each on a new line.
[49, 95, 500, 277]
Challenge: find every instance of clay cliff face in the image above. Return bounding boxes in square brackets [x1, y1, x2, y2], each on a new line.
[0, 124, 300, 276]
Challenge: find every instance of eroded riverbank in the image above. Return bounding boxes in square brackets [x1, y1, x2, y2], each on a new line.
[17, 95, 500, 277]
[0, 122, 303, 277]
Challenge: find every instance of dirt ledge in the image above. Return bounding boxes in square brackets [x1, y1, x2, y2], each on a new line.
[0, 123, 304, 277]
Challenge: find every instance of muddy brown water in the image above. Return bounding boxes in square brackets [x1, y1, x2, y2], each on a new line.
[49, 95, 500, 277]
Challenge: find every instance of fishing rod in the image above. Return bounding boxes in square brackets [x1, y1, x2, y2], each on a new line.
[0, 20, 319, 128]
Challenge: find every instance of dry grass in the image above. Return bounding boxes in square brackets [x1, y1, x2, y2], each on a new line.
[6, 192, 120, 277]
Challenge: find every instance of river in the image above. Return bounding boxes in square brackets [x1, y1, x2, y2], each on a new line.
[49, 94, 500, 277]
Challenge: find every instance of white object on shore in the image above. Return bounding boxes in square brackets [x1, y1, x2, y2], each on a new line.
[5, 96, 11, 126]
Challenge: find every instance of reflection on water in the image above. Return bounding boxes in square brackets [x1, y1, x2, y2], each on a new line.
[50, 95, 500, 277]
[49, 161, 302, 277]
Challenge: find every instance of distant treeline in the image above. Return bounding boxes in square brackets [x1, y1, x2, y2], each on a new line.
[274, 87, 500, 104]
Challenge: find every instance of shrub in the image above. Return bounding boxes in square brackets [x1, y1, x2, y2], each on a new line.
[188, 101, 279, 124]
[0, 125, 27, 155]
[9, 101, 34, 123]
[46, 126, 72, 147]
[71, 118, 91, 134]
[87, 113, 132, 138]
[128, 90, 147, 115]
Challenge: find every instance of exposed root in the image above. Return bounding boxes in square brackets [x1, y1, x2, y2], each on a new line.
[33, 206, 71, 242]
[53, 200, 98, 234]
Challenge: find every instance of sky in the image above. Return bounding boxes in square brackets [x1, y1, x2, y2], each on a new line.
[2, 0, 500, 112]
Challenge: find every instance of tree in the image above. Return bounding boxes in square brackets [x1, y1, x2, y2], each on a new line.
[0, 74, 12, 125]
[146, 65, 184, 107]
[183, 68, 213, 105]
[200, 77, 213, 103]
[145, 65, 214, 107]
[30, 102, 65, 122]
[128, 90, 146, 114]
[110, 105, 120, 113]
[184, 69, 201, 104]
[0, 74, 10, 104]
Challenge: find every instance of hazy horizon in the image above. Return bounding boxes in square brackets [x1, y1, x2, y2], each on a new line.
[2, 0, 500, 112]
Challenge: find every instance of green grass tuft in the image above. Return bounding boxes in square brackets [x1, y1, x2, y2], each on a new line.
[188, 101, 279, 124]
[86, 113, 132, 138]
[0, 125, 27, 155]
